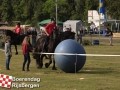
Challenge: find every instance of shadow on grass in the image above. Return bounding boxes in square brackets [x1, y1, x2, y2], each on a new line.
[79, 67, 115, 74]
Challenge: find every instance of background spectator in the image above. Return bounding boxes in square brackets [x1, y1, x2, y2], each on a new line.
[5, 36, 12, 70]
[22, 36, 32, 71]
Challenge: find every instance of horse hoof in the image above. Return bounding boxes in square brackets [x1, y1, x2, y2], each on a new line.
[15, 52, 18, 55]
[37, 67, 42, 69]
[45, 63, 49, 68]
[37, 65, 42, 69]
[37, 66, 41, 69]
[52, 67, 57, 70]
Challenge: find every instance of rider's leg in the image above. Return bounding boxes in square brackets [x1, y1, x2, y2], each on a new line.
[44, 36, 49, 51]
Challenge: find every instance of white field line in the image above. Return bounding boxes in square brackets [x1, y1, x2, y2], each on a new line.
[35, 52, 120, 57]
[0, 49, 120, 57]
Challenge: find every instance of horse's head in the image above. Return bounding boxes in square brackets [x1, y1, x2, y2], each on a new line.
[62, 31, 75, 40]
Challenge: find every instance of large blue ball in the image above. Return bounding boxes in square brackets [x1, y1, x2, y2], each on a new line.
[54, 39, 86, 73]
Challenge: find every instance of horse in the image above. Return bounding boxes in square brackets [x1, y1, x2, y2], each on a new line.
[4, 29, 25, 54]
[33, 29, 75, 70]
[62, 31, 75, 40]
[33, 28, 61, 70]
[4, 29, 32, 54]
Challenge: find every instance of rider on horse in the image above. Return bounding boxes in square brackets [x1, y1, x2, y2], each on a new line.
[14, 22, 22, 42]
[43, 18, 56, 51]
[14, 22, 22, 54]
[14, 22, 22, 35]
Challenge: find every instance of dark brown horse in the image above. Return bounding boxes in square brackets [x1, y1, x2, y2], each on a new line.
[4, 29, 32, 54]
[33, 28, 61, 70]
[33, 29, 75, 70]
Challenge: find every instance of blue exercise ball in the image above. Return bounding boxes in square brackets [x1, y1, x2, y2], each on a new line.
[54, 39, 86, 73]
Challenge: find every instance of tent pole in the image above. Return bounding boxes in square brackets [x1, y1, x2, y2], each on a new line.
[99, 13, 101, 40]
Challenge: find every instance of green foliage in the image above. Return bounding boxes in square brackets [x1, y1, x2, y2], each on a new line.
[0, 0, 120, 25]
[106, 0, 120, 19]
[1, 0, 14, 22]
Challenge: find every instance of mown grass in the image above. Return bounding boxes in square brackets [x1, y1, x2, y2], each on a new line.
[0, 40, 120, 90]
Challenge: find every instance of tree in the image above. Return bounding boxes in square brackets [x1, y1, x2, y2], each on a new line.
[1, 0, 14, 22]
[0, 0, 120, 25]
[56, 0, 71, 21]
[106, 0, 120, 19]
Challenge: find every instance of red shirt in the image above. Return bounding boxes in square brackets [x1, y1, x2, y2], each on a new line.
[15, 26, 21, 35]
[45, 22, 56, 36]
[22, 43, 30, 55]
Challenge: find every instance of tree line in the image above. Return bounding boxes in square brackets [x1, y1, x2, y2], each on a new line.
[0, 0, 120, 26]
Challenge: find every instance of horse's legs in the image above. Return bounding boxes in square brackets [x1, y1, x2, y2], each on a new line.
[45, 55, 52, 68]
[14, 44, 18, 55]
[36, 54, 43, 68]
[45, 55, 49, 59]
[39, 54, 44, 68]
[36, 54, 40, 68]
[52, 58, 57, 70]
[36, 54, 43, 69]
[45, 55, 57, 70]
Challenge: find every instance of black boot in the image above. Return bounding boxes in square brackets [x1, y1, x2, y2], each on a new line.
[27, 64, 30, 71]
[27, 69, 30, 71]
[22, 65, 25, 71]
[22, 68, 25, 71]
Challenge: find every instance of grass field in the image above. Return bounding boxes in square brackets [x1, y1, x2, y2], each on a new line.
[0, 37, 120, 90]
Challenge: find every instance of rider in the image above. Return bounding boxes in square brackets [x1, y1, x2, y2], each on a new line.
[44, 18, 56, 36]
[14, 22, 22, 35]
[14, 23, 22, 54]
[43, 18, 56, 51]
[14, 22, 22, 42]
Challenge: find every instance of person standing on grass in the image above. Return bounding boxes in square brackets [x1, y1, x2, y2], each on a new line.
[108, 28, 113, 46]
[5, 36, 12, 70]
[77, 29, 83, 44]
[22, 36, 32, 71]
[106, 27, 113, 46]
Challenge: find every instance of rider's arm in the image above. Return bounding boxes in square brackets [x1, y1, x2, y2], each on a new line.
[44, 28, 49, 36]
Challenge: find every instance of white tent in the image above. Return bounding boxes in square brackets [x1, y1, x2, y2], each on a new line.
[63, 20, 84, 34]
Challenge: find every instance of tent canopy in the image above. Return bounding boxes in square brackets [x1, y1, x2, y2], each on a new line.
[38, 19, 63, 26]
